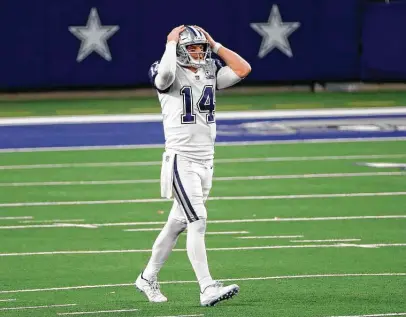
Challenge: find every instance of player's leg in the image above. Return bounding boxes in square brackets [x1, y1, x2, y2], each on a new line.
[142, 203, 187, 280]
[202, 160, 213, 204]
[197, 159, 240, 306]
[136, 151, 188, 303]
[172, 155, 215, 292]
[135, 201, 187, 303]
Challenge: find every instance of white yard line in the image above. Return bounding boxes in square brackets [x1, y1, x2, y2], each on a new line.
[19, 219, 85, 224]
[0, 162, 160, 170]
[205, 231, 249, 235]
[123, 228, 248, 235]
[0, 144, 165, 153]
[0, 216, 32, 220]
[57, 309, 139, 315]
[215, 155, 406, 164]
[192, 273, 406, 284]
[1, 172, 404, 187]
[217, 137, 406, 146]
[0, 137, 405, 153]
[237, 235, 304, 239]
[0, 180, 157, 187]
[336, 243, 379, 249]
[0, 223, 97, 229]
[1, 154, 406, 170]
[122, 227, 164, 232]
[0, 273, 404, 294]
[0, 243, 405, 257]
[207, 215, 406, 223]
[1, 192, 406, 208]
[0, 303, 76, 311]
[0, 298, 16, 302]
[208, 192, 406, 202]
[53, 224, 97, 229]
[291, 239, 361, 243]
[357, 162, 406, 169]
[322, 313, 406, 317]
[1, 215, 405, 230]
[1, 108, 405, 126]
[95, 215, 406, 226]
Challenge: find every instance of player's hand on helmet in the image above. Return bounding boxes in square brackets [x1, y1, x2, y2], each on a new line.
[167, 25, 186, 43]
[194, 26, 216, 48]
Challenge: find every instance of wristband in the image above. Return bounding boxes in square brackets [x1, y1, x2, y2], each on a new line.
[166, 40, 177, 47]
[212, 42, 223, 54]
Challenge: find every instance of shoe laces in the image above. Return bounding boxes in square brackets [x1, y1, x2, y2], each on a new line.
[150, 280, 160, 292]
[147, 279, 163, 297]
[213, 281, 223, 288]
[203, 280, 223, 293]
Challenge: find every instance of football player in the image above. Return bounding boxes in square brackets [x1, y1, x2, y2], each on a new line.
[135, 25, 251, 306]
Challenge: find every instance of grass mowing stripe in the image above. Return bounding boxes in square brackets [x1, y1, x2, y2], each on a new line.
[1, 154, 406, 170]
[0, 141, 404, 166]
[1, 215, 405, 230]
[1, 172, 404, 187]
[1, 137, 406, 153]
[0, 304, 76, 311]
[1, 192, 406, 207]
[57, 309, 139, 315]
[1, 243, 405, 257]
[1, 273, 404, 294]
[3, 175, 405, 203]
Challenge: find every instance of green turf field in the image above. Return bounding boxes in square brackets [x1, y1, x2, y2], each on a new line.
[0, 140, 405, 317]
[1, 91, 406, 117]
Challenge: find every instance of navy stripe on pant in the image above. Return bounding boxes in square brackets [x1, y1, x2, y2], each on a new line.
[173, 155, 199, 223]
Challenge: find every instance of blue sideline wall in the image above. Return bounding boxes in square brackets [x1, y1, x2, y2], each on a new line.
[0, 0, 405, 90]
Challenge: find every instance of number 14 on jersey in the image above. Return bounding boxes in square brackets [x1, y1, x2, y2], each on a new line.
[180, 85, 215, 124]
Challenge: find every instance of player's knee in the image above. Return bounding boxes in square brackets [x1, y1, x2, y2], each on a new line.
[193, 203, 207, 223]
[178, 189, 207, 223]
[188, 218, 207, 235]
[167, 218, 187, 235]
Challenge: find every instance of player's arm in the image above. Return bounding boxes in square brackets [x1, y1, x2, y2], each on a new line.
[197, 26, 251, 88]
[215, 62, 244, 90]
[199, 27, 251, 79]
[154, 25, 185, 91]
[215, 45, 251, 79]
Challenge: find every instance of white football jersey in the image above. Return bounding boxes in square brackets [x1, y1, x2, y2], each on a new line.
[149, 59, 223, 160]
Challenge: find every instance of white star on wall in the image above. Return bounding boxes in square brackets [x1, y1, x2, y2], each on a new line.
[69, 8, 119, 62]
[250, 5, 300, 58]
